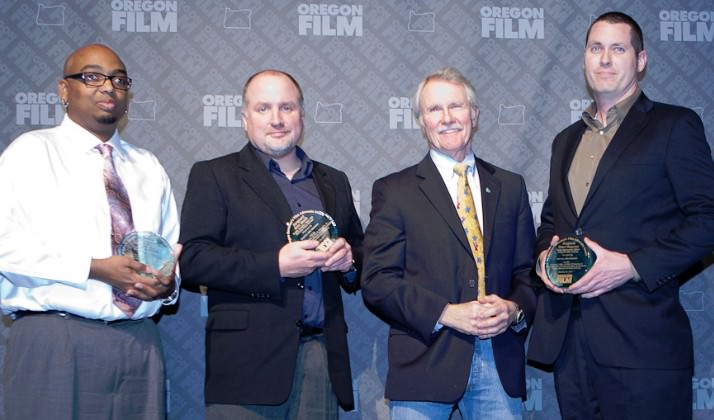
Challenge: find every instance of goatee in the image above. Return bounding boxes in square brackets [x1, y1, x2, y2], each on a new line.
[97, 115, 118, 125]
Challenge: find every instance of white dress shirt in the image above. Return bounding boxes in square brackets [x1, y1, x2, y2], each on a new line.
[429, 149, 484, 229]
[0, 116, 180, 320]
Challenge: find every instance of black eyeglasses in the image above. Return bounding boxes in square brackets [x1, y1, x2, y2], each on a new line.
[63, 72, 133, 90]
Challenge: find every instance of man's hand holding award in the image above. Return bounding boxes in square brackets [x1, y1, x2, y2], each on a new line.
[118, 231, 178, 300]
[544, 233, 597, 288]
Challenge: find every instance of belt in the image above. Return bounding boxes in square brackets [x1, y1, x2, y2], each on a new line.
[11, 310, 141, 326]
[298, 324, 323, 337]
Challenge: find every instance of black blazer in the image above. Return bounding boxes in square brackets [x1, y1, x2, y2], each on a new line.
[528, 93, 714, 370]
[361, 153, 536, 401]
[179, 144, 363, 409]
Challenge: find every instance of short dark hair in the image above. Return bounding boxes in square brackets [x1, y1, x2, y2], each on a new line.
[242, 69, 304, 111]
[586, 11, 644, 55]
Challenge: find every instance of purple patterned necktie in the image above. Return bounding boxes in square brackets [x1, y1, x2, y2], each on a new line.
[97, 143, 142, 316]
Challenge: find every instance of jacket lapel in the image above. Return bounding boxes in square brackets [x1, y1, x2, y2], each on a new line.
[237, 144, 293, 223]
[561, 124, 588, 218]
[475, 158, 500, 260]
[580, 93, 652, 219]
[416, 155, 471, 255]
[312, 162, 337, 216]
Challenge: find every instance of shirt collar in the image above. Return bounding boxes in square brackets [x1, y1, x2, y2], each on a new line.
[582, 87, 641, 131]
[252, 144, 314, 180]
[430, 148, 477, 180]
[60, 115, 126, 159]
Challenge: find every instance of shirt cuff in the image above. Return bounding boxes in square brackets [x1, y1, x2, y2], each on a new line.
[342, 267, 357, 283]
[629, 258, 641, 282]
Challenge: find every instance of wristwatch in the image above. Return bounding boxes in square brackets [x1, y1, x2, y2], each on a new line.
[510, 304, 526, 333]
[511, 305, 525, 325]
[161, 286, 179, 304]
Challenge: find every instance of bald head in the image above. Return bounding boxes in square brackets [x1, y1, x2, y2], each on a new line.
[63, 44, 126, 76]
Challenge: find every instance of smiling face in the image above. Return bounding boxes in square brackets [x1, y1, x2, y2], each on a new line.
[241, 72, 304, 159]
[58, 44, 129, 141]
[418, 78, 479, 162]
[584, 21, 647, 107]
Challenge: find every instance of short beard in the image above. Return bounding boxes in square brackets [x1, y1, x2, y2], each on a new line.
[266, 145, 294, 159]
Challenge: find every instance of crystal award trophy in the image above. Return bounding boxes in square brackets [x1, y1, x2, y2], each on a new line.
[117, 231, 175, 277]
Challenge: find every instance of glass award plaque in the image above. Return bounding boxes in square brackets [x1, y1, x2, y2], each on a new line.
[117, 231, 175, 277]
[286, 210, 339, 252]
[544, 236, 597, 288]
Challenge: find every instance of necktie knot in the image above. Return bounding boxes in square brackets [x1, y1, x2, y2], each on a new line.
[97, 143, 113, 159]
[453, 163, 469, 177]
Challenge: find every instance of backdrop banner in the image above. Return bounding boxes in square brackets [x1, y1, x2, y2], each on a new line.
[1, 1, 713, 418]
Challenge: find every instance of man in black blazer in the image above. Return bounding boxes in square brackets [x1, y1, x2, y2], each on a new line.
[362, 68, 535, 419]
[528, 12, 714, 420]
[179, 70, 363, 419]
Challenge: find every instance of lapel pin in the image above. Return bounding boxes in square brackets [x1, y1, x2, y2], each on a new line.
[485, 187, 491, 193]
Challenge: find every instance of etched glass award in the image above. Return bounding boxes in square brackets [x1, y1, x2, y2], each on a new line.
[286, 210, 339, 252]
[544, 236, 597, 288]
[117, 231, 175, 277]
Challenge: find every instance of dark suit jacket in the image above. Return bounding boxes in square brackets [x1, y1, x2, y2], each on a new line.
[361, 153, 536, 401]
[528, 93, 714, 370]
[179, 144, 363, 409]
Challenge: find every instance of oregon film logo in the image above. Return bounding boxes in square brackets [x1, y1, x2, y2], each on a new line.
[570, 99, 592, 124]
[524, 377, 543, 411]
[203, 94, 242, 128]
[388, 97, 419, 130]
[298, 3, 363, 37]
[15, 92, 64, 126]
[693, 377, 714, 410]
[481, 6, 544, 39]
[111, 0, 178, 32]
[660, 10, 714, 42]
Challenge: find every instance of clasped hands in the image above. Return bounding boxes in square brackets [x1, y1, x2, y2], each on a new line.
[90, 244, 182, 301]
[439, 295, 519, 339]
[279, 238, 354, 278]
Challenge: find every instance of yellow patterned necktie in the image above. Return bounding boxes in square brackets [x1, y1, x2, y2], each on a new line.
[453, 163, 486, 297]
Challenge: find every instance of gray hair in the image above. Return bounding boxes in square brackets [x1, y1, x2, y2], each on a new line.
[413, 67, 478, 122]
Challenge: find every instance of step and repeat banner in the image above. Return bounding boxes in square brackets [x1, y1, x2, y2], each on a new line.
[1, 1, 713, 418]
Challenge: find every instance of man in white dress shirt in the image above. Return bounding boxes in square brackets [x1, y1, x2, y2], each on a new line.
[0, 43, 180, 419]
